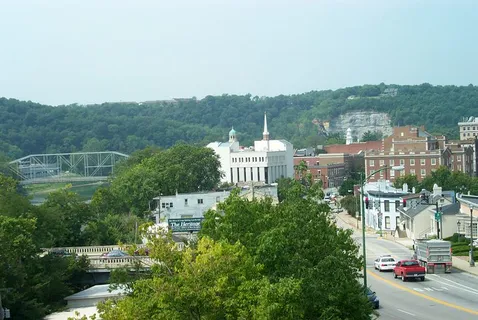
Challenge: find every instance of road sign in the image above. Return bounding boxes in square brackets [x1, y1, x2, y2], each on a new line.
[168, 218, 204, 233]
[435, 212, 442, 221]
[374, 200, 380, 209]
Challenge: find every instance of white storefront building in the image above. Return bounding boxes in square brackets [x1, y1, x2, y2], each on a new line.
[151, 190, 231, 223]
[363, 180, 409, 232]
[207, 113, 294, 185]
[151, 185, 279, 223]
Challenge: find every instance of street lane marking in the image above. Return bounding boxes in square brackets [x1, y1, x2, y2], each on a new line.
[413, 287, 449, 292]
[369, 272, 478, 316]
[428, 274, 478, 294]
[396, 308, 415, 316]
[425, 277, 478, 295]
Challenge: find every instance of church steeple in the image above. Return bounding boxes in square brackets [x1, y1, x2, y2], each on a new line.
[229, 127, 237, 143]
[263, 112, 269, 141]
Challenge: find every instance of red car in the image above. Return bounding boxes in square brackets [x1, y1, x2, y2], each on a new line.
[393, 259, 426, 282]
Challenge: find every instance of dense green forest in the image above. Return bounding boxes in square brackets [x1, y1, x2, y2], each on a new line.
[1, 83, 477, 158]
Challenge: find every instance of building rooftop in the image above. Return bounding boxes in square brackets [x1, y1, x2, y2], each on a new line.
[65, 284, 126, 301]
[324, 141, 382, 154]
[458, 116, 478, 124]
[441, 202, 460, 215]
[398, 203, 430, 218]
[367, 190, 409, 198]
[457, 194, 478, 207]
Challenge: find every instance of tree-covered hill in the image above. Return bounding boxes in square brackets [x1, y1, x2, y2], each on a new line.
[1, 83, 477, 158]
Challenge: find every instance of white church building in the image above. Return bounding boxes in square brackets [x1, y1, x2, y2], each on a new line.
[207, 113, 294, 184]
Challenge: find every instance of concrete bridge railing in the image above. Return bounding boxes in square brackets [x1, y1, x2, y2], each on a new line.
[43, 244, 147, 256]
[88, 257, 153, 270]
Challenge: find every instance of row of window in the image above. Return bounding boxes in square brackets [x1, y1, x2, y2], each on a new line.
[383, 216, 400, 229]
[462, 132, 477, 137]
[233, 155, 286, 163]
[410, 169, 427, 176]
[375, 168, 431, 178]
[233, 156, 266, 163]
[368, 158, 438, 167]
[161, 198, 206, 208]
[303, 161, 320, 166]
[462, 126, 477, 131]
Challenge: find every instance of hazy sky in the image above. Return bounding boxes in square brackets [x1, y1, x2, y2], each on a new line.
[1, 0, 477, 105]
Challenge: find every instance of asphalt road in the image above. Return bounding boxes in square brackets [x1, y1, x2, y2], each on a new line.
[336, 215, 478, 319]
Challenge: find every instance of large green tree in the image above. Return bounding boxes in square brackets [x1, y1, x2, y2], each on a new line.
[106, 144, 222, 215]
[200, 191, 372, 319]
[340, 195, 360, 217]
[70, 188, 371, 319]
[37, 187, 94, 246]
[95, 237, 271, 320]
[339, 178, 359, 196]
[0, 174, 31, 217]
[415, 166, 478, 195]
[392, 174, 420, 192]
[0, 215, 89, 320]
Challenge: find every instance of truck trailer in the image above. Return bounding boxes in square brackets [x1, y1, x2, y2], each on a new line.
[413, 239, 452, 273]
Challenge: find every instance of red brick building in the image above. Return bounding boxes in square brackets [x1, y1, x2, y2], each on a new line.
[365, 149, 451, 182]
[293, 153, 362, 188]
[365, 126, 473, 182]
[445, 141, 474, 174]
[324, 140, 383, 154]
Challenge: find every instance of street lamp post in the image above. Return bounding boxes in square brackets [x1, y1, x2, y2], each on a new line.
[471, 206, 475, 267]
[360, 165, 404, 288]
[435, 202, 441, 240]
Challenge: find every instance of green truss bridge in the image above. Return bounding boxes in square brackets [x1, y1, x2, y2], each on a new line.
[9, 151, 129, 185]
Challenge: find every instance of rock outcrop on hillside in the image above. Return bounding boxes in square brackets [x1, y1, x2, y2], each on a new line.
[328, 111, 392, 140]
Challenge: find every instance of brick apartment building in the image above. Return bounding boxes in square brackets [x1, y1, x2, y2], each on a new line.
[456, 116, 478, 175]
[365, 126, 473, 182]
[458, 116, 478, 140]
[446, 141, 474, 173]
[293, 153, 362, 188]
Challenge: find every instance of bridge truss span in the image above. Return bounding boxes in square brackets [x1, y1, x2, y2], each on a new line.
[9, 151, 129, 184]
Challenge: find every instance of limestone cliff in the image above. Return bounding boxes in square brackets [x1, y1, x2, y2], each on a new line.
[328, 111, 392, 140]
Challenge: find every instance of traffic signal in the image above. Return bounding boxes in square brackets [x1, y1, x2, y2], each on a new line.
[403, 199, 407, 208]
[365, 197, 370, 209]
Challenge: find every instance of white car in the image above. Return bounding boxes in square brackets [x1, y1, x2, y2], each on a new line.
[374, 255, 397, 272]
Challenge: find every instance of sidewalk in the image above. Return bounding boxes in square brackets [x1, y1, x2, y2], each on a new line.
[336, 211, 478, 276]
[336, 210, 376, 235]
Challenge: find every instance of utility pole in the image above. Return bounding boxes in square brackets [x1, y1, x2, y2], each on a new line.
[360, 172, 367, 288]
[471, 206, 475, 267]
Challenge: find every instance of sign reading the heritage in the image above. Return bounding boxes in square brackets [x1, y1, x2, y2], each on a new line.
[168, 218, 204, 233]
